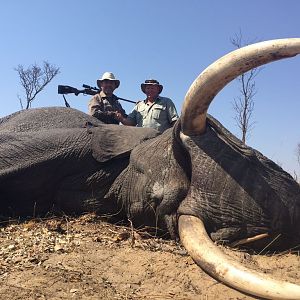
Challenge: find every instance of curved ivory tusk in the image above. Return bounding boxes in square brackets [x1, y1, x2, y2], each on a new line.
[178, 215, 300, 300]
[230, 232, 270, 247]
[181, 38, 300, 135]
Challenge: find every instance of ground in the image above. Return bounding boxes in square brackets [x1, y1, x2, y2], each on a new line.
[0, 214, 299, 300]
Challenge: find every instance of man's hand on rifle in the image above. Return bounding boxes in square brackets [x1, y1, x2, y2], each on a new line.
[107, 111, 121, 121]
[106, 111, 115, 117]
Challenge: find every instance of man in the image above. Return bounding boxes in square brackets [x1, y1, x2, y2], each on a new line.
[88, 72, 127, 124]
[116, 79, 178, 133]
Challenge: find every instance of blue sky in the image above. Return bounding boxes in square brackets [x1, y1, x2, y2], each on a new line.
[1, 1, 299, 176]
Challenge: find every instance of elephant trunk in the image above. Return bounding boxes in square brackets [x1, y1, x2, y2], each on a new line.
[181, 38, 300, 136]
[178, 215, 300, 299]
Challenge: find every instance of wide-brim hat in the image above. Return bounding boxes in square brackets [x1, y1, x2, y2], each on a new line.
[141, 79, 163, 94]
[97, 72, 120, 89]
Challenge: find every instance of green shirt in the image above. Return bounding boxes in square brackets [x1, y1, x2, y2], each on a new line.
[127, 96, 179, 133]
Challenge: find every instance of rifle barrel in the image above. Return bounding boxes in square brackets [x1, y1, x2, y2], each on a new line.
[117, 97, 136, 104]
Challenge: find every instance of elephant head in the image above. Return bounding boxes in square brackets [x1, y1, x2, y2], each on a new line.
[175, 39, 300, 299]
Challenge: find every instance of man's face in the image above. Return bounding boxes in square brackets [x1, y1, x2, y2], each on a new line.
[100, 80, 117, 95]
[144, 85, 160, 98]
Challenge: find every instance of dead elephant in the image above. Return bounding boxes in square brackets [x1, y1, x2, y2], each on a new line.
[1, 38, 300, 299]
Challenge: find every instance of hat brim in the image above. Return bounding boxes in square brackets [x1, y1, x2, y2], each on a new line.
[97, 79, 120, 89]
[141, 83, 163, 94]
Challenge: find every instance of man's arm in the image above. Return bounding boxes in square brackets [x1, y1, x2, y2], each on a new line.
[115, 113, 136, 126]
[115, 101, 128, 118]
[166, 98, 179, 125]
[115, 105, 137, 126]
[88, 96, 98, 115]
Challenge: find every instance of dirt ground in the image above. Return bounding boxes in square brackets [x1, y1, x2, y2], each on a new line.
[0, 214, 299, 300]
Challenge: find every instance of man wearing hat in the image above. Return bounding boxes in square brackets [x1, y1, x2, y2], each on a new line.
[116, 79, 178, 133]
[88, 72, 127, 124]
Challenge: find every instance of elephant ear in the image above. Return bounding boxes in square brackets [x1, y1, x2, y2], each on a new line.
[91, 125, 160, 163]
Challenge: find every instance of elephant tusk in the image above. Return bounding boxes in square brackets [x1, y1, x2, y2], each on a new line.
[230, 232, 270, 247]
[178, 215, 300, 300]
[181, 38, 300, 136]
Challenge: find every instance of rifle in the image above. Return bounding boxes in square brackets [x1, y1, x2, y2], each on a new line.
[58, 84, 136, 107]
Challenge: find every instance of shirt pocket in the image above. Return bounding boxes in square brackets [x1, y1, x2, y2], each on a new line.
[136, 108, 146, 122]
[152, 105, 165, 120]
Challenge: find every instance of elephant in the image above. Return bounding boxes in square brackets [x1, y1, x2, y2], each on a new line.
[1, 38, 300, 299]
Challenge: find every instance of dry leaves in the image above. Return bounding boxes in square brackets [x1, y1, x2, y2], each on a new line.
[0, 214, 186, 278]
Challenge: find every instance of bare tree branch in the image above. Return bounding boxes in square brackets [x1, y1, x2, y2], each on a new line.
[15, 61, 60, 109]
[293, 143, 300, 183]
[231, 31, 261, 144]
[297, 143, 300, 166]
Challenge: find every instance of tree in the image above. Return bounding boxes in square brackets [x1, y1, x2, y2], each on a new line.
[15, 61, 60, 109]
[297, 143, 300, 177]
[297, 143, 300, 166]
[230, 32, 261, 144]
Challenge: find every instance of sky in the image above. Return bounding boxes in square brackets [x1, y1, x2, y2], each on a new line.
[0, 1, 299, 176]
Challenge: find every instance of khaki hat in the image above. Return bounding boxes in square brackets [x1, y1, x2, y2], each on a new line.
[141, 79, 163, 94]
[97, 72, 120, 89]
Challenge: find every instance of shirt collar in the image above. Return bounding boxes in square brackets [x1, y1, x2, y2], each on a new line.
[144, 96, 161, 104]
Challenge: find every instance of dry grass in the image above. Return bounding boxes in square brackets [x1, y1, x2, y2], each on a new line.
[0, 213, 300, 299]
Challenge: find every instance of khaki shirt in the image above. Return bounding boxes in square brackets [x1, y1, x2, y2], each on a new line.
[127, 96, 179, 133]
[88, 91, 126, 124]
